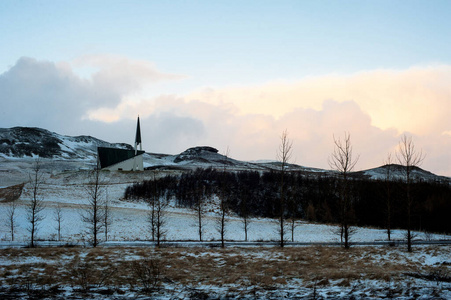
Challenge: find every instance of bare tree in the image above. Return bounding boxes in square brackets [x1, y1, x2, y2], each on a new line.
[103, 193, 112, 242]
[148, 202, 156, 242]
[328, 132, 359, 249]
[240, 189, 250, 242]
[146, 171, 168, 246]
[217, 147, 230, 248]
[147, 171, 159, 242]
[396, 134, 425, 252]
[287, 182, 301, 242]
[276, 129, 293, 247]
[53, 203, 63, 241]
[6, 200, 18, 241]
[383, 153, 394, 241]
[154, 193, 168, 246]
[194, 185, 206, 242]
[82, 166, 105, 247]
[27, 158, 46, 247]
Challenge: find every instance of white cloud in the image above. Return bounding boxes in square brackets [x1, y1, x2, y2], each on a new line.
[1, 57, 450, 176]
[0, 56, 183, 131]
[73, 54, 185, 96]
[186, 66, 451, 136]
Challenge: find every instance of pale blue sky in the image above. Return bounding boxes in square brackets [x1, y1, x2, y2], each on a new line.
[1, 1, 451, 175]
[2, 1, 451, 85]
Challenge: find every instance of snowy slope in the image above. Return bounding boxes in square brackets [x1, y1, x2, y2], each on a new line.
[355, 164, 450, 182]
[0, 127, 132, 160]
[1, 126, 449, 182]
[1, 168, 449, 245]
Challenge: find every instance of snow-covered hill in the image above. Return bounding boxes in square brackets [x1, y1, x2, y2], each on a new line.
[0, 126, 449, 183]
[355, 164, 450, 182]
[145, 146, 280, 172]
[0, 127, 132, 160]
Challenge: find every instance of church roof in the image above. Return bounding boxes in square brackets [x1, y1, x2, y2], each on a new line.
[135, 117, 142, 145]
[97, 147, 145, 169]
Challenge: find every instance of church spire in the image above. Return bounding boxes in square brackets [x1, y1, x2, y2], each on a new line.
[135, 116, 142, 152]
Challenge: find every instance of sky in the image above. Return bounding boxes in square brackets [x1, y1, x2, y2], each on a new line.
[1, 1, 451, 175]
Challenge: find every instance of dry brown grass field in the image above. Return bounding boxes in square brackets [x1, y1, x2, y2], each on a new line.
[0, 245, 450, 299]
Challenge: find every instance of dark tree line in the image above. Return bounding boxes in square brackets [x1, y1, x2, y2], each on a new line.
[124, 167, 451, 235]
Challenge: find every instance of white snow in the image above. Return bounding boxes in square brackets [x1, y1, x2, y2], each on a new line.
[0, 159, 449, 245]
[0, 157, 450, 299]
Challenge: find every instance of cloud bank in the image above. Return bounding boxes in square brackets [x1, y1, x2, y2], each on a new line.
[186, 66, 451, 136]
[0, 56, 181, 128]
[1, 57, 450, 176]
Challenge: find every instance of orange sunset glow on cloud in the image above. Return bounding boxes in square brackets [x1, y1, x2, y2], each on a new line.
[79, 64, 451, 176]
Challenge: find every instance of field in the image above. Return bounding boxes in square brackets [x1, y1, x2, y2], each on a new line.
[0, 159, 450, 299]
[1, 165, 448, 244]
[0, 245, 450, 299]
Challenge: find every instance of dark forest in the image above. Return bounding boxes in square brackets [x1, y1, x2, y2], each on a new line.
[124, 168, 451, 235]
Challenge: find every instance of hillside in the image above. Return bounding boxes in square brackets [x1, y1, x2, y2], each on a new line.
[0, 127, 132, 160]
[0, 126, 449, 184]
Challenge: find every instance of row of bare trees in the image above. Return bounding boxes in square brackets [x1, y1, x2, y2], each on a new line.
[4, 159, 113, 248]
[5, 159, 62, 246]
[327, 132, 424, 251]
[142, 148, 234, 248]
[276, 131, 358, 248]
[124, 131, 436, 252]
[278, 130, 425, 252]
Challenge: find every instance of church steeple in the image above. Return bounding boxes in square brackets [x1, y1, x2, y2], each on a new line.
[135, 116, 142, 153]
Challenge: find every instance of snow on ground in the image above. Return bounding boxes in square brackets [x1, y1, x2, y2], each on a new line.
[0, 156, 450, 245]
[2, 197, 417, 244]
[0, 162, 450, 299]
[0, 244, 449, 299]
[0, 157, 450, 245]
[0, 166, 449, 245]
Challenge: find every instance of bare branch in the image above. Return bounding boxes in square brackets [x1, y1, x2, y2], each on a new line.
[328, 132, 359, 175]
[277, 129, 293, 170]
[384, 152, 393, 166]
[396, 134, 425, 178]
